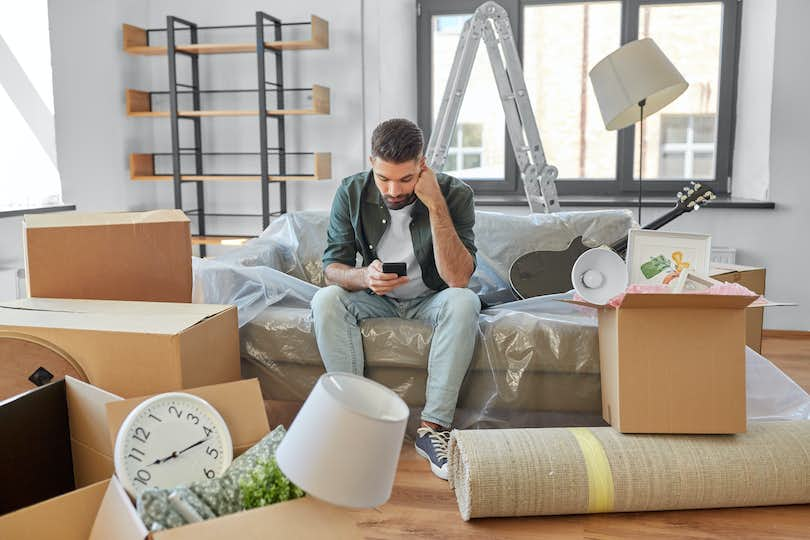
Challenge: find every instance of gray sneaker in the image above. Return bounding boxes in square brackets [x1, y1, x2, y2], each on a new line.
[414, 426, 451, 480]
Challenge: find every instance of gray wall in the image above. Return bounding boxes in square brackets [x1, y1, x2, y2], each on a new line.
[0, 0, 807, 331]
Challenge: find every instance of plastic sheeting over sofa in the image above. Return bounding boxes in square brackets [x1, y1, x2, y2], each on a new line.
[193, 210, 810, 430]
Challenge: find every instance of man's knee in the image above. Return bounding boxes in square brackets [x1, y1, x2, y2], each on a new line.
[311, 284, 348, 315]
[438, 287, 480, 319]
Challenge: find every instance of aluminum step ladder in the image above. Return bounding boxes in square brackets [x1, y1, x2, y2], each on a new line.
[425, 1, 560, 214]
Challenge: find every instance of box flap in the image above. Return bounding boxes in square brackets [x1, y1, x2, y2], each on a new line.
[66, 376, 122, 463]
[88, 476, 148, 540]
[151, 496, 359, 540]
[24, 209, 189, 229]
[0, 299, 231, 335]
[106, 379, 270, 457]
[618, 293, 757, 309]
[0, 479, 109, 540]
[560, 298, 603, 309]
[709, 262, 765, 275]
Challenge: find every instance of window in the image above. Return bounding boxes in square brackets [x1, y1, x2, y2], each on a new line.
[0, 0, 62, 212]
[445, 123, 485, 176]
[417, 0, 741, 199]
[659, 114, 716, 178]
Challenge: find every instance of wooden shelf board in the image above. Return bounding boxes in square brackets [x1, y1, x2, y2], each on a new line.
[192, 236, 254, 246]
[125, 85, 329, 117]
[129, 152, 331, 181]
[123, 16, 328, 55]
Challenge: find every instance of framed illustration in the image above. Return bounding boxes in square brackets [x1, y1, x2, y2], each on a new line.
[626, 230, 711, 285]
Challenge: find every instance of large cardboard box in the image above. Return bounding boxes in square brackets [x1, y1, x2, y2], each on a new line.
[0, 377, 360, 539]
[0, 377, 269, 519]
[24, 209, 192, 303]
[570, 293, 761, 434]
[0, 477, 359, 540]
[0, 298, 240, 398]
[710, 263, 766, 353]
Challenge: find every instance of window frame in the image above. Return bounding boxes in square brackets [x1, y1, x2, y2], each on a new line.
[416, 0, 741, 198]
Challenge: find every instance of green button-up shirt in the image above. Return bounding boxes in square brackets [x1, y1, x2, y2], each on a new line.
[322, 170, 477, 292]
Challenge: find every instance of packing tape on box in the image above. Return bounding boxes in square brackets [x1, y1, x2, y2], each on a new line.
[568, 427, 615, 513]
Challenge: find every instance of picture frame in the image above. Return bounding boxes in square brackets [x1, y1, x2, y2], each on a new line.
[626, 229, 712, 285]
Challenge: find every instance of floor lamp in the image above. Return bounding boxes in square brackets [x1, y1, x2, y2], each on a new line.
[589, 37, 688, 224]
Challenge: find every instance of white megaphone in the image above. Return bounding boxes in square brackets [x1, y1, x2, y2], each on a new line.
[571, 247, 628, 305]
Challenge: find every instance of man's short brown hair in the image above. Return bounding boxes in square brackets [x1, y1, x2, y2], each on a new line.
[371, 118, 424, 163]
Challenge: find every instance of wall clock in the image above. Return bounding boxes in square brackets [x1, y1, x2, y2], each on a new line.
[114, 392, 233, 497]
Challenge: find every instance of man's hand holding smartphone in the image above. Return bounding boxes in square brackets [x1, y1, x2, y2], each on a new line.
[365, 260, 408, 295]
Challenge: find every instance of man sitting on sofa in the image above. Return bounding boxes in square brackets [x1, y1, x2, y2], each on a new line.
[311, 118, 480, 480]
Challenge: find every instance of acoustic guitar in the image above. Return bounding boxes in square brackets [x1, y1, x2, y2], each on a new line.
[509, 182, 716, 299]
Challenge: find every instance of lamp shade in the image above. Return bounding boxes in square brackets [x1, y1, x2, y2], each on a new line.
[276, 372, 409, 509]
[589, 37, 688, 130]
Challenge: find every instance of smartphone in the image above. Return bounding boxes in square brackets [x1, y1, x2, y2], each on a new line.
[382, 262, 407, 277]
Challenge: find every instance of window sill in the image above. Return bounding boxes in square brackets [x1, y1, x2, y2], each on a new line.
[474, 194, 775, 210]
[0, 204, 76, 219]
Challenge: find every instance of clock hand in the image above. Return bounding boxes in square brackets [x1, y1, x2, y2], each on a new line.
[148, 450, 179, 466]
[177, 438, 209, 456]
[146, 438, 210, 467]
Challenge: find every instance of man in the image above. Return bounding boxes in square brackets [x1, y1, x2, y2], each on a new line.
[311, 118, 480, 480]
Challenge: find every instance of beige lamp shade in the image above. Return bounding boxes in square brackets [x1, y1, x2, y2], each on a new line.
[589, 37, 688, 130]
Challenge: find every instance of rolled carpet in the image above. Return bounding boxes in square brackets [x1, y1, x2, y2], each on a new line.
[448, 422, 810, 520]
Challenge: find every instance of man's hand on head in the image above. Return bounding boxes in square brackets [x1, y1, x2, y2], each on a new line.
[365, 259, 409, 295]
[414, 159, 444, 212]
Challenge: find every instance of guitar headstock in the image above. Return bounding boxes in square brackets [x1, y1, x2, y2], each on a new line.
[676, 181, 716, 212]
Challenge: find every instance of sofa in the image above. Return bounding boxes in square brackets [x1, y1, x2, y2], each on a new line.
[194, 208, 635, 429]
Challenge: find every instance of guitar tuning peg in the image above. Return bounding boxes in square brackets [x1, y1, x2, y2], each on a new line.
[687, 201, 696, 208]
[706, 191, 715, 199]
[690, 181, 696, 185]
[694, 183, 702, 189]
[693, 204, 700, 211]
[687, 189, 695, 196]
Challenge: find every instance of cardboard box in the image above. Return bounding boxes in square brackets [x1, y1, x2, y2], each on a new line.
[24, 209, 192, 303]
[710, 263, 766, 353]
[0, 377, 269, 519]
[0, 477, 360, 540]
[0, 298, 240, 398]
[569, 293, 760, 434]
[0, 377, 123, 514]
[0, 377, 360, 539]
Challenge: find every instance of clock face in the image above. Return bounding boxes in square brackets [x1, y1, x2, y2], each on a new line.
[114, 392, 233, 497]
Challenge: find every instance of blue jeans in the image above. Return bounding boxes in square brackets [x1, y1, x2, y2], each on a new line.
[310, 286, 481, 428]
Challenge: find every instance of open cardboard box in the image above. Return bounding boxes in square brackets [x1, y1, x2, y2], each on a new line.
[0, 377, 268, 513]
[567, 292, 779, 434]
[23, 209, 192, 303]
[0, 298, 240, 398]
[709, 263, 766, 352]
[0, 476, 359, 540]
[0, 377, 360, 539]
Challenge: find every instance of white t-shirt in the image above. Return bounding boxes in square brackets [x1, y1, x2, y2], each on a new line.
[375, 203, 432, 300]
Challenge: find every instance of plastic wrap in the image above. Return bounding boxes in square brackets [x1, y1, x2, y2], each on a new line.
[193, 210, 810, 430]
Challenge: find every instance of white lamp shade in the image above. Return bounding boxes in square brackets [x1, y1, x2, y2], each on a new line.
[276, 372, 409, 509]
[589, 37, 688, 130]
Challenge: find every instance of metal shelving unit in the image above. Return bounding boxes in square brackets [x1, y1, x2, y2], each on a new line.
[123, 13, 331, 256]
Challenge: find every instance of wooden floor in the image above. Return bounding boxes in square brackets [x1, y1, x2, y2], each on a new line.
[341, 336, 810, 539]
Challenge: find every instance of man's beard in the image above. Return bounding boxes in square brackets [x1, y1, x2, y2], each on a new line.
[383, 192, 417, 210]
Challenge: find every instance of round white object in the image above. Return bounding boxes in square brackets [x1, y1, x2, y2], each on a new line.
[581, 269, 606, 289]
[113, 392, 233, 498]
[571, 248, 628, 305]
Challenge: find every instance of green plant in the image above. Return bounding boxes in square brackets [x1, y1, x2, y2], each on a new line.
[239, 457, 305, 510]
